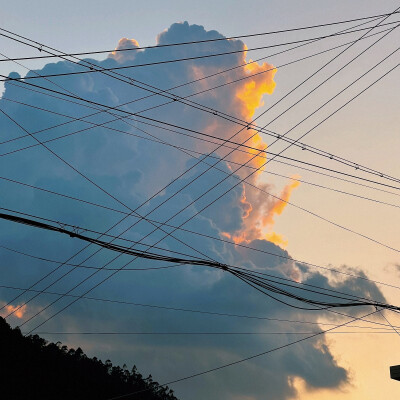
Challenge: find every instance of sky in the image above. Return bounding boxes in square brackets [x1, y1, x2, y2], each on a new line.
[0, 1, 399, 399]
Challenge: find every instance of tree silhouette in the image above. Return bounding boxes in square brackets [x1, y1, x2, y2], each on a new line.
[0, 317, 178, 400]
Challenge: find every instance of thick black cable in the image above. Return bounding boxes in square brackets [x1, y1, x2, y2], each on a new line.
[1, 186, 399, 293]
[2, 211, 399, 314]
[10, 61, 400, 325]
[29, 331, 397, 335]
[0, 214, 384, 307]
[6, 16, 400, 328]
[2, 206, 399, 302]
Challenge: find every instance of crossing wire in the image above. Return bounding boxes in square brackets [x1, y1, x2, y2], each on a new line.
[1, 21, 399, 74]
[1, 133, 399, 208]
[3, 39, 400, 326]
[1, 11, 398, 62]
[0, 206, 393, 306]
[1, 209, 399, 312]
[2, 12, 396, 326]
[1, 282, 398, 331]
[1, 22, 399, 183]
[2, 21, 393, 160]
[18, 57, 400, 331]
[2, 25, 394, 153]
[1, 205, 400, 293]
[0, 16, 396, 396]
[107, 309, 382, 399]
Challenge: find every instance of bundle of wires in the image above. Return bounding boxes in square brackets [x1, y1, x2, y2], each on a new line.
[2, 210, 398, 313]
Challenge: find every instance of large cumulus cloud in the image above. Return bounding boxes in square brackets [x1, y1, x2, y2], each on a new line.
[0, 22, 386, 400]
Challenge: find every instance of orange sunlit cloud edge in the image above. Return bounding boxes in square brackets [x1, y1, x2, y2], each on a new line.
[223, 52, 300, 248]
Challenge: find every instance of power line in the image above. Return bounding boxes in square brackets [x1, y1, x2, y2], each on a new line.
[0, 216, 388, 307]
[1, 22, 399, 73]
[3, 65, 399, 188]
[1, 25, 398, 184]
[3, 61, 400, 328]
[4, 64, 400, 258]
[3, 90, 400, 192]
[0, 108, 210, 260]
[3, 15, 396, 328]
[1, 282, 397, 331]
[0, 110, 218, 319]
[106, 309, 381, 400]
[25, 61, 400, 330]
[2, 205, 400, 293]
[1, 18, 396, 396]
[1, 210, 399, 314]
[30, 331, 399, 335]
[6, 61, 400, 326]
[2, 22, 392, 155]
[1, 12, 398, 62]
[2, 135, 399, 210]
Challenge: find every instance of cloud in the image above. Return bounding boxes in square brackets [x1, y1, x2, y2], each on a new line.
[108, 37, 141, 63]
[0, 302, 27, 319]
[0, 21, 386, 400]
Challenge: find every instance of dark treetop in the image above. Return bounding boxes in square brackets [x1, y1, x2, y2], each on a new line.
[0, 317, 178, 400]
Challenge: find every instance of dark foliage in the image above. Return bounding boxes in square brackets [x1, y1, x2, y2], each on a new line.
[0, 317, 178, 400]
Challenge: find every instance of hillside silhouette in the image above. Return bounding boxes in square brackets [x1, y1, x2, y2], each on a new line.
[0, 317, 178, 400]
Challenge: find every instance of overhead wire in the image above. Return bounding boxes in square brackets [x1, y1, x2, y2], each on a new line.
[2, 135, 399, 210]
[106, 308, 382, 400]
[2, 25, 394, 151]
[6, 28, 400, 330]
[1, 209, 398, 313]
[378, 309, 400, 338]
[22, 52, 400, 329]
[1, 25, 398, 262]
[1, 22, 398, 184]
[1, 11, 398, 62]
[1, 281, 399, 332]
[2, 204, 397, 326]
[3, 90, 400, 192]
[0, 98, 225, 318]
[27, 330, 400, 335]
[6, 210, 397, 334]
[2, 21, 394, 159]
[1, 22, 399, 75]
[2, 13, 396, 324]
[2, 205, 400, 293]
[1, 15, 398, 394]
[0, 207, 389, 307]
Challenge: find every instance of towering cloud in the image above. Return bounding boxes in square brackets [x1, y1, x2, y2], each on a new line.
[0, 22, 385, 400]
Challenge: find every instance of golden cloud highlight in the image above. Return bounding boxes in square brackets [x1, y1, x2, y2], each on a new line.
[236, 59, 277, 120]
[109, 38, 140, 63]
[0, 303, 27, 319]
[223, 176, 301, 249]
[262, 176, 301, 227]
